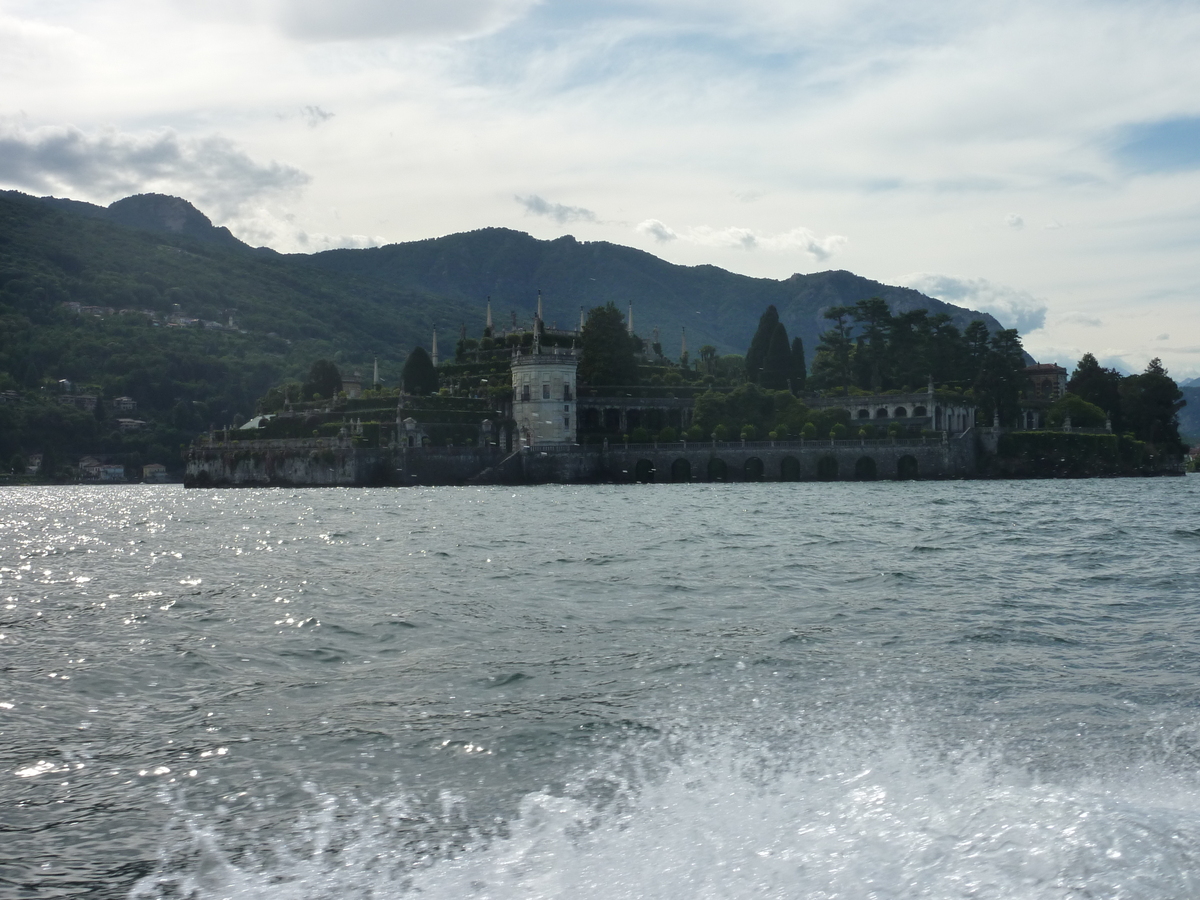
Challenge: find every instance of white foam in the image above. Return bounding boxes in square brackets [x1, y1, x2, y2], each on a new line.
[130, 729, 1200, 900]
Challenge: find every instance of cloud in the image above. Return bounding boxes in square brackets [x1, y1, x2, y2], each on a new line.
[276, 0, 538, 41]
[647, 222, 847, 260]
[301, 105, 334, 127]
[1005, 213, 1024, 228]
[0, 122, 309, 221]
[515, 194, 596, 223]
[1054, 312, 1102, 328]
[637, 218, 677, 242]
[901, 273, 1049, 333]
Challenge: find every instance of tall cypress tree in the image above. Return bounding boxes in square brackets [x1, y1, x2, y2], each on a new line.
[790, 336, 807, 394]
[745, 305, 780, 384]
[401, 347, 437, 396]
[761, 322, 792, 391]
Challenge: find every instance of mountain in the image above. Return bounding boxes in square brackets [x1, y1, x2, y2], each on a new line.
[302, 228, 1009, 359]
[0, 188, 1019, 470]
[1179, 386, 1200, 441]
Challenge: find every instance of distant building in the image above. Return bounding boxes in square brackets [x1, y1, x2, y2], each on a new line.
[512, 344, 578, 446]
[1024, 363, 1068, 401]
[112, 396, 137, 412]
[26, 454, 42, 475]
[78, 456, 103, 479]
[142, 463, 168, 482]
[59, 394, 97, 411]
[116, 418, 147, 432]
[342, 373, 363, 399]
[98, 463, 126, 482]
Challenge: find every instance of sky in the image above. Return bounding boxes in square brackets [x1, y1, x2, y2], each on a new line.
[2, 0, 1200, 379]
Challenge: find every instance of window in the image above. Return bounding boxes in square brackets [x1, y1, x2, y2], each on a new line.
[521, 384, 530, 401]
[564, 404, 570, 412]
[542, 383, 550, 399]
[564, 384, 573, 401]
[564, 416, 570, 430]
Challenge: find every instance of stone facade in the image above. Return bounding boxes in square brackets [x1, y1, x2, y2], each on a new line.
[511, 346, 578, 446]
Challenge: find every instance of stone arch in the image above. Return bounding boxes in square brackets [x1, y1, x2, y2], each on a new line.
[707, 457, 728, 482]
[671, 457, 691, 483]
[854, 456, 877, 481]
[875, 408, 889, 418]
[817, 455, 839, 482]
[897, 454, 919, 480]
[780, 456, 801, 481]
[857, 409, 871, 419]
[635, 458, 656, 483]
[913, 406, 927, 417]
[894, 407, 908, 417]
[743, 457, 764, 481]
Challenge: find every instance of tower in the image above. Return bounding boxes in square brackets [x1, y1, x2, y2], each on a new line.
[627, 302, 633, 335]
[681, 326, 687, 359]
[486, 297, 493, 333]
[432, 328, 438, 367]
[579, 306, 585, 332]
[373, 357, 379, 387]
[537, 289, 544, 324]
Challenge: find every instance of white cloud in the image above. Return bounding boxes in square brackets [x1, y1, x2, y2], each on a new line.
[637, 218, 677, 242]
[901, 273, 1049, 334]
[1006, 213, 1024, 228]
[0, 122, 308, 220]
[274, 0, 539, 41]
[516, 194, 596, 224]
[639, 221, 847, 260]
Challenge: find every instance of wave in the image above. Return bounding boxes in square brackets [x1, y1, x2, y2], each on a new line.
[129, 723, 1200, 900]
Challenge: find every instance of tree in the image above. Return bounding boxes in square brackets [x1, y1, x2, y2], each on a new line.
[579, 302, 638, 386]
[699, 345, 718, 374]
[1120, 358, 1185, 452]
[302, 359, 342, 401]
[851, 297, 892, 391]
[973, 329, 1026, 425]
[1068, 353, 1123, 431]
[400, 347, 437, 396]
[790, 336, 807, 394]
[745, 305, 780, 383]
[809, 305, 855, 393]
[761, 322, 792, 391]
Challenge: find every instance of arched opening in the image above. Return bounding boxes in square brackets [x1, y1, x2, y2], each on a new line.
[780, 456, 801, 481]
[913, 406, 927, 417]
[635, 459, 656, 483]
[875, 408, 889, 418]
[743, 457, 764, 481]
[817, 455, 839, 482]
[854, 456, 877, 481]
[857, 409, 871, 419]
[897, 455, 919, 480]
[671, 458, 691, 483]
[604, 408, 621, 432]
[707, 457, 728, 482]
[894, 407, 908, 418]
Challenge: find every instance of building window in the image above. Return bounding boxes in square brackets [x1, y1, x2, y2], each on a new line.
[521, 384, 530, 401]
[564, 404, 570, 412]
[542, 383, 550, 399]
[564, 416, 570, 430]
[564, 384, 573, 401]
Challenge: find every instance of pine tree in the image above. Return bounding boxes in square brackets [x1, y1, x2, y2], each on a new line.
[579, 303, 638, 386]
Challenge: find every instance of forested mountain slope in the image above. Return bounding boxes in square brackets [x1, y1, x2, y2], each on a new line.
[304, 228, 1006, 358]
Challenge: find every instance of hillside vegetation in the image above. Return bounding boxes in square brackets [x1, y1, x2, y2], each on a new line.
[0, 189, 1008, 475]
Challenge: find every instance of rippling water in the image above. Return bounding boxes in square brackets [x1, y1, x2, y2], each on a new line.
[3, 478, 1200, 899]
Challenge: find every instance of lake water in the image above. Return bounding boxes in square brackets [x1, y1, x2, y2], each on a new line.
[3, 478, 1200, 899]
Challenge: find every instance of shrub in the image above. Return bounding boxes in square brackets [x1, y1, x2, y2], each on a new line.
[658, 426, 678, 442]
